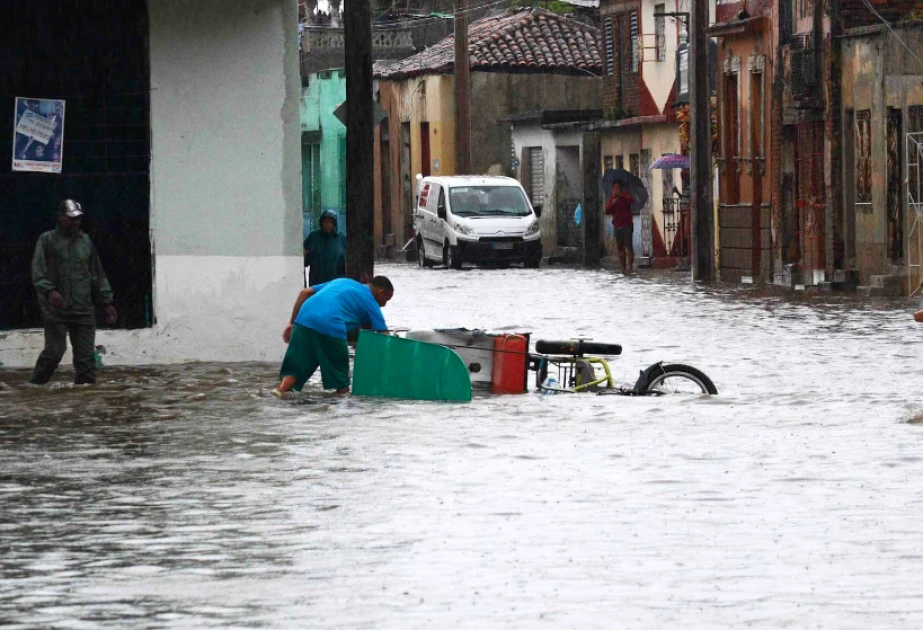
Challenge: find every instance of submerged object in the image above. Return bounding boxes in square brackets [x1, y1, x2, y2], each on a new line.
[352, 330, 472, 402]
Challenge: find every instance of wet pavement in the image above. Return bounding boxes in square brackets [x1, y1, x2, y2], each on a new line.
[2, 263, 923, 629]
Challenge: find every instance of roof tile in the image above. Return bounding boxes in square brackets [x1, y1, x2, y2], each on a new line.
[374, 9, 601, 79]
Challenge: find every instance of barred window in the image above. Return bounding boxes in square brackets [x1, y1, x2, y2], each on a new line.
[856, 110, 872, 204]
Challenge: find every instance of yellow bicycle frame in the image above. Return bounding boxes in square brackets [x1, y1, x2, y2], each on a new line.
[570, 356, 615, 392]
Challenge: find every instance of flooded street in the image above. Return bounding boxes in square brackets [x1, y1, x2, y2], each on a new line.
[2, 263, 923, 629]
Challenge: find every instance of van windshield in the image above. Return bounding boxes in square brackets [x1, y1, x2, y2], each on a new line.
[448, 186, 533, 217]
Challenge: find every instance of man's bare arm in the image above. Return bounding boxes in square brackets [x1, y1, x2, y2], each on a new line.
[289, 287, 314, 324]
[282, 287, 315, 343]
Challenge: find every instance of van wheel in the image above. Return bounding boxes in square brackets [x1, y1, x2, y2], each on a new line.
[444, 243, 463, 270]
[418, 240, 433, 268]
[525, 256, 541, 269]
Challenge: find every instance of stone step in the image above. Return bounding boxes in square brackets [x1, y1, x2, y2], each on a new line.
[857, 284, 900, 298]
[869, 273, 905, 295]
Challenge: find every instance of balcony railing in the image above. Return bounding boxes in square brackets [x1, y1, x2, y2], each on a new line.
[302, 26, 414, 53]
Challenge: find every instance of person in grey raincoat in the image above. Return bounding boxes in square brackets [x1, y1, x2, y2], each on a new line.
[30, 200, 117, 385]
[303, 209, 346, 286]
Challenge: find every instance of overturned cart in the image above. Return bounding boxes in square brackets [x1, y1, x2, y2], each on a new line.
[352, 329, 717, 402]
[352, 328, 531, 402]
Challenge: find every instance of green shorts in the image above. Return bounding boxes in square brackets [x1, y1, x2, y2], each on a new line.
[279, 324, 350, 391]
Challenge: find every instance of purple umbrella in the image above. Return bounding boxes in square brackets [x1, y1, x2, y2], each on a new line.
[650, 153, 690, 170]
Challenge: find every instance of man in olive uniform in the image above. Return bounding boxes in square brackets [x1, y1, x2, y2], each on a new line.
[30, 200, 117, 385]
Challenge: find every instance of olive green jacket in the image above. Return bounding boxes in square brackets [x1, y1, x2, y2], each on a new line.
[32, 227, 114, 317]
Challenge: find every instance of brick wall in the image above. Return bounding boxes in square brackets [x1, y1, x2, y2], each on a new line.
[599, 0, 640, 118]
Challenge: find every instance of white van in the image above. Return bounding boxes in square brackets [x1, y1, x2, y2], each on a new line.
[413, 175, 542, 269]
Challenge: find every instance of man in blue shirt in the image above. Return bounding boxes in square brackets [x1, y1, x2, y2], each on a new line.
[273, 276, 394, 397]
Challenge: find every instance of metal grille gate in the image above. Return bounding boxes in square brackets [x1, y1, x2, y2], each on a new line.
[796, 120, 825, 276]
[908, 131, 923, 295]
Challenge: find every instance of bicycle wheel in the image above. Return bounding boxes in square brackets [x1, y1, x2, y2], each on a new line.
[639, 364, 717, 395]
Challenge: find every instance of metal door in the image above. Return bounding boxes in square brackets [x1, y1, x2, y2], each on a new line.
[887, 108, 903, 261]
[639, 148, 653, 261]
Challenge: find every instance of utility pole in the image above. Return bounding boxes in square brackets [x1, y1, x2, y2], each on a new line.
[344, 0, 375, 282]
[689, 0, 714, 281]
[454, 0, 471, 174]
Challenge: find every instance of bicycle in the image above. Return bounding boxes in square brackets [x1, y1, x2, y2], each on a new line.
[529, 339, 718, 395]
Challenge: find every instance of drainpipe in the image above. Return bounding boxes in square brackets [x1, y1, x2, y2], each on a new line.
[824, 0, 843, 279]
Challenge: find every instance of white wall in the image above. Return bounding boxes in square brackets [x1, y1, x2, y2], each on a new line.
[1, 0, 303, 367]
[512, 123, 587, 254]
[640, 0, 680, 113]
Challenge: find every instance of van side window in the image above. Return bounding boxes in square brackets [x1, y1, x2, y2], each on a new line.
[427, 184, 441, 212]
[419, 184, 430, 208]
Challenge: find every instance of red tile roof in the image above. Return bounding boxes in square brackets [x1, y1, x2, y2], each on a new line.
[374, 9, 601, 79]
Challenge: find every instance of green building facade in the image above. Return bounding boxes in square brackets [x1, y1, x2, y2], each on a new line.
[301, 69, 347, 241]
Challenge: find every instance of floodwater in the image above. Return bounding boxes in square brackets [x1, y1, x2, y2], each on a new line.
[2, 263, 923, 629]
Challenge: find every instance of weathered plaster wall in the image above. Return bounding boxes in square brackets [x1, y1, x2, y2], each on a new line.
[1, 0, 304, 367]
[511, 124, 586, 255]
[512, 124, 557, 252]
[471, 73, 600, 176]
[840, 25, 923, 284]
[715, 30, 773, 282]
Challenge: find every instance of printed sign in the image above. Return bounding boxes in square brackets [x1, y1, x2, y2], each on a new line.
[12, 97, 65, 173]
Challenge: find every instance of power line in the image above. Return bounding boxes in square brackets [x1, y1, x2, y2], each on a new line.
[860, 0, 923, 72]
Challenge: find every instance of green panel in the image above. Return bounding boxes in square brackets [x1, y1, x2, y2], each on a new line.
[353, 331, 472, 402]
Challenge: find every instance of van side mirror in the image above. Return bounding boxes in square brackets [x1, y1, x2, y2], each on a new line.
[437, 203, 446, 219]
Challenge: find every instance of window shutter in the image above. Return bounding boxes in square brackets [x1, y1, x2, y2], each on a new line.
[520, 147, 532, 196]
[604, 17, 614, 76]
[529, 147, 544, 204]
[630, 12, 639, 72]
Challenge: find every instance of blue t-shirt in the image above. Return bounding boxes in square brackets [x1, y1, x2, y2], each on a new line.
[294, 278, 388, 339]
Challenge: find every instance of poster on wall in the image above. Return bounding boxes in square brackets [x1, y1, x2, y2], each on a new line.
[12, 97, 65, 173]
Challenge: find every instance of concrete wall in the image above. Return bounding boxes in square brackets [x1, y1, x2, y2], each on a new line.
[2, 0, 303, 367]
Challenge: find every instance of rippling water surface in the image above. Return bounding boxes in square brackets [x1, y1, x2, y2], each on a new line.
[2, 264, 923, 629]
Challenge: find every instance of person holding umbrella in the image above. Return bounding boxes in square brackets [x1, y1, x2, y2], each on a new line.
[605, 182, 636, 273]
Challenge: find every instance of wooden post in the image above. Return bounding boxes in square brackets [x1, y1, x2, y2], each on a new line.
[454, 0, 471, 174]
[345, 0, 375, 282]
[582, 132, 602, 266]
[690, 0, 714, 281]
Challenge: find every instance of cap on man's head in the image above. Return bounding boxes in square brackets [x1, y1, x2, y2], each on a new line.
[59, 199, 83, 218]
